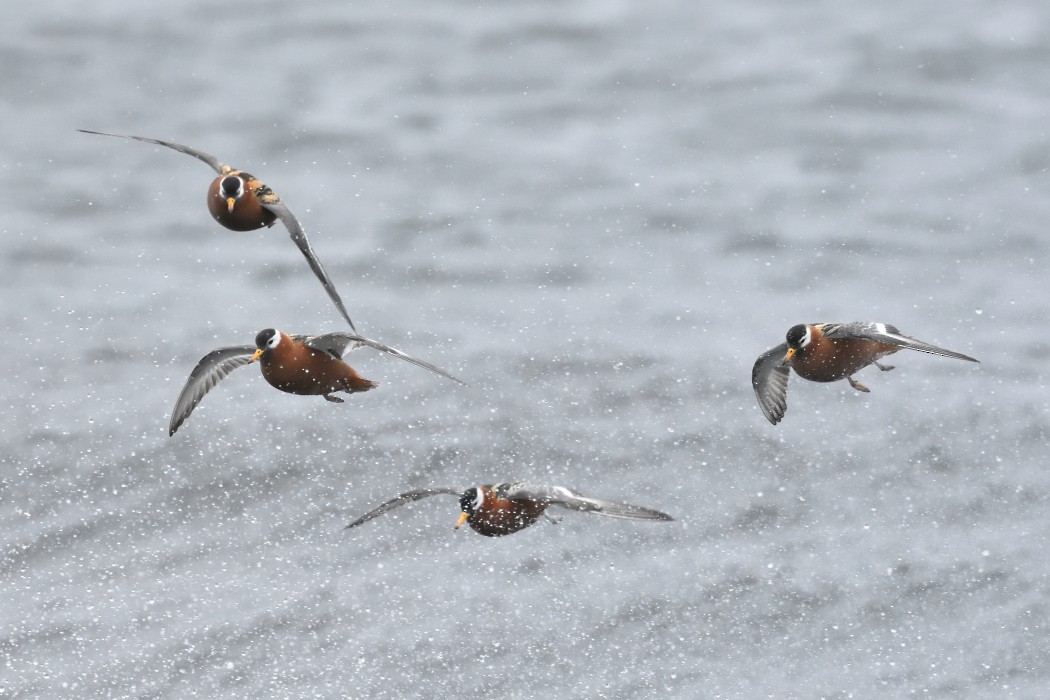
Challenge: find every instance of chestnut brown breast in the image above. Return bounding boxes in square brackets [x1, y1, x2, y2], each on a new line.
[259, 341, 372, 396]
[469, 488, 549, 537]
[791, 337, 900, 383]
[206, 175, 277, 231]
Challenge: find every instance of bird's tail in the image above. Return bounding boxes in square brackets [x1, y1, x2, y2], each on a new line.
[344, 371, 378, 393]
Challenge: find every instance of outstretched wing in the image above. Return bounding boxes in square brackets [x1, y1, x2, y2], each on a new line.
[752, 342, 791, 425]
[505, 484, 674, 521]
[168, 345, 256, 436]
[77, 129, 228, 175]
[345, 488, 464, 529]
[259, 198, 357, 333]
[821, 322, 979, 363]
[301, 332, 465, 384]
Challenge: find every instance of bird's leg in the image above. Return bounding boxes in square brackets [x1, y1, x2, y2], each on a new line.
[323, 394, 345, 403]
[847, 376, 870, 393]
[873, 360, 895, 372]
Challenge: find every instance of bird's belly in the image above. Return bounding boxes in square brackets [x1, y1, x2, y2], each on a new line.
[470, 503, 548, 537]
[261, 360, 347, 396]
[792, 341, 897, 382]
[206, 182, 277, 231]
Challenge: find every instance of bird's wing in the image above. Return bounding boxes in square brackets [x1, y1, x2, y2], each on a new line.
[77, 129, 227, 175]
[168, 345, 256, 436]
[752, 342, 791, 425]
[302, 332, 465, 384]
[505, 484, 674, 521]
[344, 488, 464, 529]
[258, 198, 357, 333]
[822, 322, 979, 362]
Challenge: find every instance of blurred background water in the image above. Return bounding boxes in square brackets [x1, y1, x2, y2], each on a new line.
[2, 0, 1049, 697]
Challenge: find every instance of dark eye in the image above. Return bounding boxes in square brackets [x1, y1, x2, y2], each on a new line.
[254, 328, 278, 349]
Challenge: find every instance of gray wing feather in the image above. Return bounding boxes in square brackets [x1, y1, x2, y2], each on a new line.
[823, 322, 979, 362]
[168, 345, 256, 436]
[752, 342, 791, 425]
[262, 201, 357, 333]
[303, 333, 465, 384]
[505, 484, 674, 521]
[77, 129, 226, 174]
[345, 488, 463, 529]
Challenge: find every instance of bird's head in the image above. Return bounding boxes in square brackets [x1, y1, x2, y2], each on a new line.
[456, 486, 485, 529]
[783, 324, 812, 363]
[250, 328, 282, 363]
[219, 175, 245, 212]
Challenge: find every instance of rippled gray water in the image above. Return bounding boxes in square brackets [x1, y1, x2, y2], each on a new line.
[3, 1, 1050, 697]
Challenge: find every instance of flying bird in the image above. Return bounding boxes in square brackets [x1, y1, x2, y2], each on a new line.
[78, 128, 357, 331]
[169, 328, 463, 435]
[345, 481, 674, 537]
[752, 321, 978, 425]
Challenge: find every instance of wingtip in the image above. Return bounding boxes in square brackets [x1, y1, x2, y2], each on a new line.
[942, 350, 980, 364]
[345, 517, 370, 531]
[757, 401, 784, 425]
[168, 412, 186, 437]
[434, 368, 467, 385]
[628, 508, 676, 522]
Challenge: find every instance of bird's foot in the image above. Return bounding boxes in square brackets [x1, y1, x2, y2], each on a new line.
[545, 513, 564, 525]
[323, 394, 345, 403]
[874, 361, 895, 372]
[847, 376, 871, 393]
